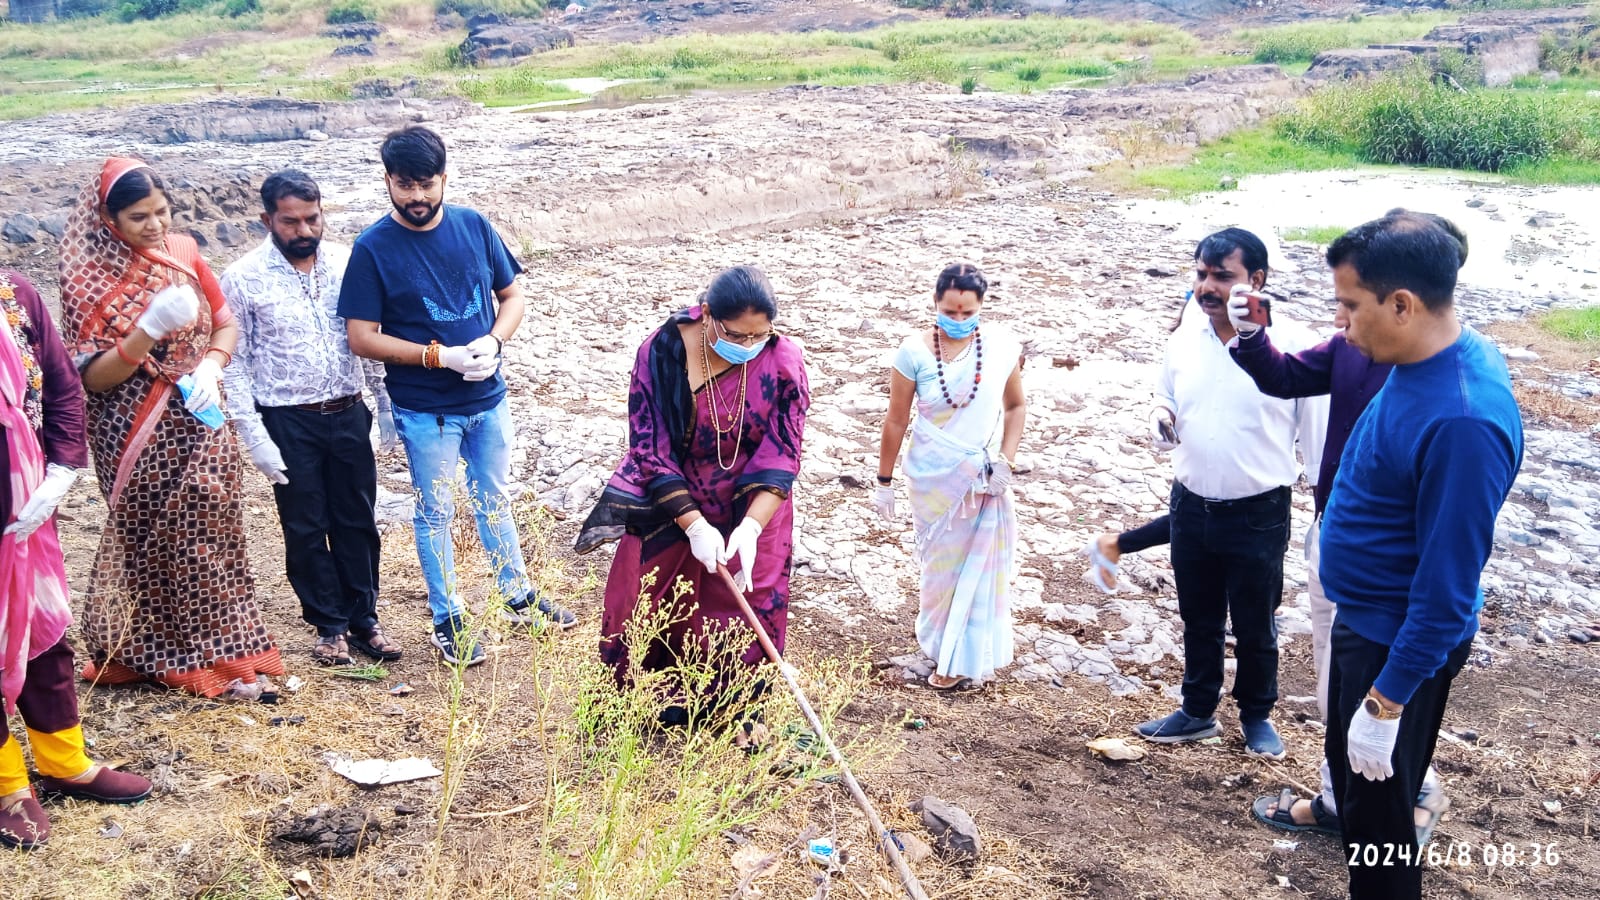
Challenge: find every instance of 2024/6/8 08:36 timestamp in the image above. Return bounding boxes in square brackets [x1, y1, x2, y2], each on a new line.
[1347, 842, 1561, 868]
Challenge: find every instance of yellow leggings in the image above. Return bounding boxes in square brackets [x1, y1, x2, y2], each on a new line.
[0, 727, 92, 796]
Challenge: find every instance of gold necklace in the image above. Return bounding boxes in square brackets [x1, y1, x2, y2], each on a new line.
[700, 319, 747, 471]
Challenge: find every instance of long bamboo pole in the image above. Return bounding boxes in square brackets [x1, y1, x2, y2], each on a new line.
[715, 564, 931, 900]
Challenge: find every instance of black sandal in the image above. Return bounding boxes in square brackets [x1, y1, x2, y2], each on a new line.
[312, 634, 352, 667]
[348, 624, 403, 662]
[1252, 788, 1341, 837]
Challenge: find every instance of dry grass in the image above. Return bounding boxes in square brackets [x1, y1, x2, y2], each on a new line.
[6, 497, 974, 900]
[1487, 316, 1600, 373]
[1512, 382, 1600, 430]
[1486, 317, 1600, 430]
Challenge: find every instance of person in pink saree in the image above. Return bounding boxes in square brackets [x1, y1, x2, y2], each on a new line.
[577, 266, 809, 749]
[0, 270, 151, 851]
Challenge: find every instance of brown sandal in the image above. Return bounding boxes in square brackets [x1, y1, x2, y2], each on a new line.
[348, 623, 403, 662]
[312, 634, 352, 667]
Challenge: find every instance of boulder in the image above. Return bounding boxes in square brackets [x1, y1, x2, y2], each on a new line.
[214, 221, 249, 248]
[6, 0, 57, 23]
[135, 97, 471, 144]
[2, 214, 40, 245]
[910, 795, 981, 861]
[38, 210, 69, 240]
[320, 22, 384, 41]
[1302, 48, 1421, 82]
[333, 42, 376, 58]
[458, 20, 575, 68]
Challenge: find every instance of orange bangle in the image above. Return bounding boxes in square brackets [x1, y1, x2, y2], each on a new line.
[114, 341, 143, 366]
[205, 347, 232, 367]
[424, 341, 442, 369]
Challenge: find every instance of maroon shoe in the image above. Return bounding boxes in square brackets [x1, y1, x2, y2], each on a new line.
[0, 793, 50, 850]
[36, 766, 153, 805]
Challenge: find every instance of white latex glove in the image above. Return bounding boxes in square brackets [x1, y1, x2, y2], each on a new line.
[1347, 701, 1401, 781]
[6, 463, 77, 538]
[246, 437, 290, 485]
[460, 355, 500, 382]
[1150, 407, 1178, 451]
[137, 284, 200, 340]
[987, 457, 1014, 494]
[184, 357, 224, 415]
[1227, 284, 1263, 339]
[377, 406, 398, 451]
[683, 517, 727, 575]
[724, 517, 762, 593]
[437, 344, 492, 377]
[872, 485, 896, 521]
[461, 334, 503, 382]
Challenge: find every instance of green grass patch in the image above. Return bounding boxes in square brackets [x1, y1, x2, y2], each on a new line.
[458, 74, 582, 107]
[1281, 225, 1350, 245]
[1281, 65, 1600, 174]
[1539, 306, 1600, 343]
[1235, 12, 1454, 64]
[1115, 126, 1365, 197]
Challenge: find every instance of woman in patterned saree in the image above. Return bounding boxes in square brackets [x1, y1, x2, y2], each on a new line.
[874, 263, 1027, 689]
[577, 266, 808, 749]
[59, 157, 283, 699]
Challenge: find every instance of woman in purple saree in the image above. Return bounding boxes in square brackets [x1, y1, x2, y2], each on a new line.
[577, 266, 809, 745]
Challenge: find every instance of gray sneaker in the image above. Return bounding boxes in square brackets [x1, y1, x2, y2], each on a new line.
[501, 591, 577, 630]
[1135, 708, 1220, 744]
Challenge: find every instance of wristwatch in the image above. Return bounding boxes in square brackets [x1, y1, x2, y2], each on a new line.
[1363, 694, 1403, 721]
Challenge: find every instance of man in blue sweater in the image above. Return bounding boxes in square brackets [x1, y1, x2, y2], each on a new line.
[1319, 213, 1523, 898]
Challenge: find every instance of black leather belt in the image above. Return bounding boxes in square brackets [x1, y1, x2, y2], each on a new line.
[293, 394, 361, 414]
[1176, 482, 1289, 509]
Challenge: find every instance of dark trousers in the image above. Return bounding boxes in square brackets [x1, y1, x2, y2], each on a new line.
[0, 637, 78, 745]
[1169, 481, 1290, 722]
[1327, 620, 1472, 900]
[259, 402, 381, 637]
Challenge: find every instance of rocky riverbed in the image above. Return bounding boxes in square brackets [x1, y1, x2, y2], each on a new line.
[6, 70, 1597, 709]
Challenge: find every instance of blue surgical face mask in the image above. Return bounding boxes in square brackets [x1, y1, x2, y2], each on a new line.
[937, 312, 980, 340]
[712, 337, 761, 365]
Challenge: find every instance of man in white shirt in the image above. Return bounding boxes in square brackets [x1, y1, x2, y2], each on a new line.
[1135, 227, 1328, 760]
[221, 169, 402, 668]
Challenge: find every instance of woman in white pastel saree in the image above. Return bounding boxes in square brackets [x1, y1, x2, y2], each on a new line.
[874, 264, 1027, 689]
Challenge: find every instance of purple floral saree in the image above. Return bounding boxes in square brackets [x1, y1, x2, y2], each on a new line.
[577, 306, 808, 707]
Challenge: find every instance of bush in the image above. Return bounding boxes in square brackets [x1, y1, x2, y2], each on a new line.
[58, 0, 114, 17]
[960, 74, 977, 94]
[325, 0, 374, 23]
[222, 0, 257, 16]
[435, 0, 547, 17]
[1015, 63, 1042, 82]
[113, 0, 179, 21]
[1281, 65, 1596, 172]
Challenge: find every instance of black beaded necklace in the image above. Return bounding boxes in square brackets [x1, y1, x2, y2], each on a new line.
[932, 325, 982, 409]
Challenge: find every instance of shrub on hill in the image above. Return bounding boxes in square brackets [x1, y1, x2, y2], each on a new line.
[1281, 64, 1600, 172]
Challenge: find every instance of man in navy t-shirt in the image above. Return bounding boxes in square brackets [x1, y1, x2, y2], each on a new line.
[339, 125, 576, 666]
[1319, 212, 1523, 899]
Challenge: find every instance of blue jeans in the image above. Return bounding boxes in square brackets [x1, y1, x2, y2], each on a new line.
[392, 399, 529, 624]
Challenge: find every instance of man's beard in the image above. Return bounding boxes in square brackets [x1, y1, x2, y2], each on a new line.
[393, 198, 441, 228]
[273, 233, 320, 261]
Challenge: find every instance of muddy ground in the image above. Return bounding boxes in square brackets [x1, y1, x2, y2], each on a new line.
[3, 2, 1599, 899]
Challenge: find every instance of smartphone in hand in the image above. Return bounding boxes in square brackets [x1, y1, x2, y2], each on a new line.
[1238, 290, 1272, 328]
[1158, 418, 1179, 446]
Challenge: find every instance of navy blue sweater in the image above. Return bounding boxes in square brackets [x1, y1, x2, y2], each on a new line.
[1320, 327, 1523, 704]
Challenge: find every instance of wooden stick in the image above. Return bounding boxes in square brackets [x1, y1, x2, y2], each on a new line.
[716, 565, 931, 900]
